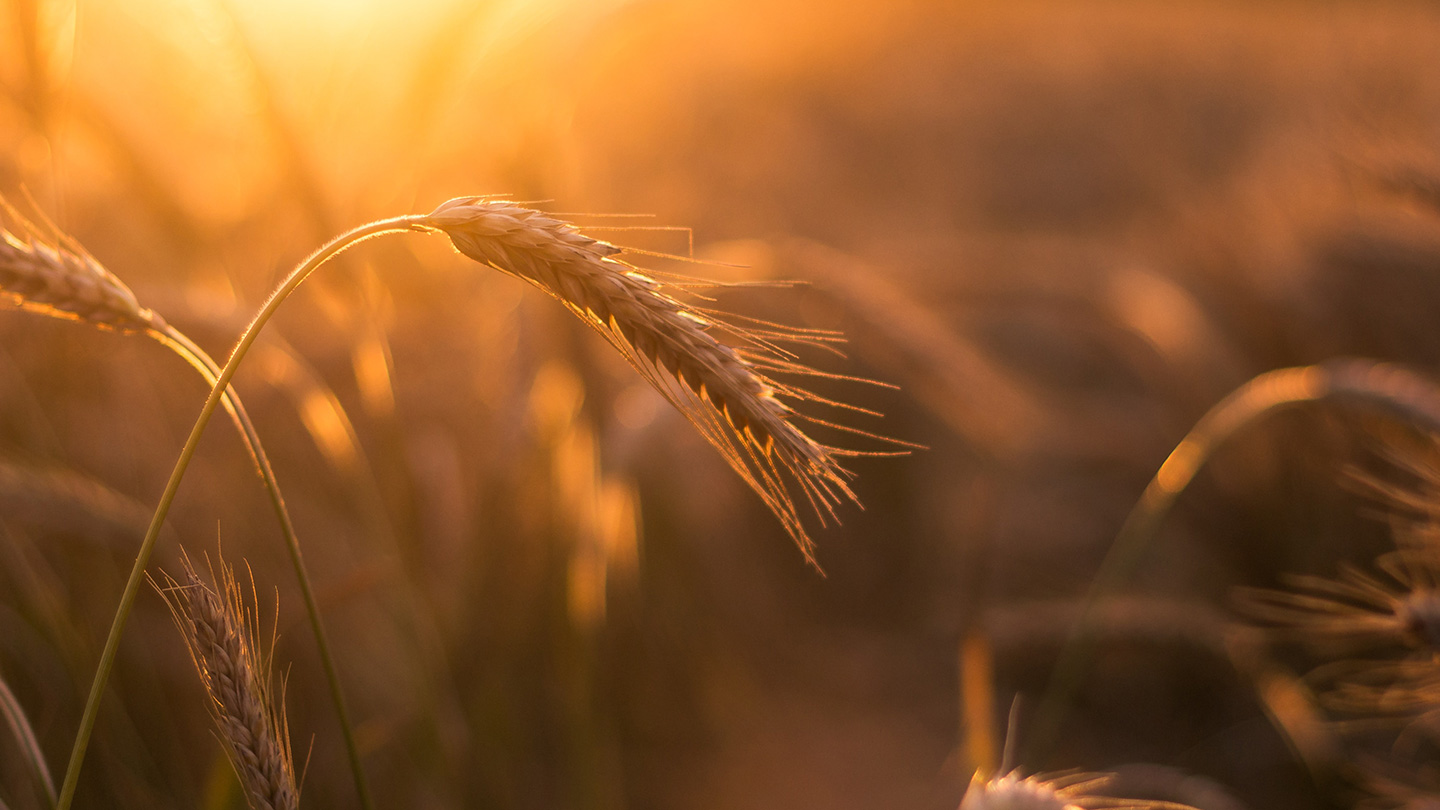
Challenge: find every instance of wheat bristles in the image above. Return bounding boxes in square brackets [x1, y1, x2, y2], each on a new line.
[961, 771, 1200, 810]
[0, 215, 164, 333]
[424, 196, 880, 562]
[155, 557, 298, 810]
[1237, 549, 1440, 651]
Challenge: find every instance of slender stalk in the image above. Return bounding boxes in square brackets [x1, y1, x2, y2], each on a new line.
[1026, 366, 1328, 763]
[0, 671, 56, 809]
[57, 214, 426, 810]
[1027, 359, 1440, 763]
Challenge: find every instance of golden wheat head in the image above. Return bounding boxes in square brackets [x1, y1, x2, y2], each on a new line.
[423, 196, 896, 562]
[155, 556, 297, 810]
[0, 202, 164, 333]
[961, 771, 1200, 810]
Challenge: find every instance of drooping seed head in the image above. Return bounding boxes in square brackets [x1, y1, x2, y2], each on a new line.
[0, 217, 164, 333]
[423, 196, 890, 563]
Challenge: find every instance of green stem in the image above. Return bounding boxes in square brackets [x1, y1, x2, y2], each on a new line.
[57, 214, 427, 810]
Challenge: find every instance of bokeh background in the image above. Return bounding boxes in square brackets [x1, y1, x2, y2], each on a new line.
[4, 1, 1440, 808]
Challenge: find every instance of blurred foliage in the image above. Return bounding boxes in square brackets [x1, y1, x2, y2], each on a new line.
[5, 1, 1440, 808]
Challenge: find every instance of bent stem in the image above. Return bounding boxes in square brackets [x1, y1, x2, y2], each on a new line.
[1026, 365, 1329, 763]
[1026, 358, 1440, 763]
[57, 214, 427, 810]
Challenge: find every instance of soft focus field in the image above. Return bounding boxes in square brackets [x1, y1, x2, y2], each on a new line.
[5, 2, 1440, 808]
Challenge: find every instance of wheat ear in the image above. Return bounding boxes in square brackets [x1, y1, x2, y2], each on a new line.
[155, 557, 298, 810]
[961, 770, 1200, 810]
[0, 213, 165, 333]
[425, 197, 893, 562]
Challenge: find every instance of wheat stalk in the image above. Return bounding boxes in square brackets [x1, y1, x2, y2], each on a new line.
[155, 557, 298, 810]
[1030, 360, 1440, 763]
[424, 197, 886, 562]
[0, 202, 372, 810]
[55, 213, 430, 810]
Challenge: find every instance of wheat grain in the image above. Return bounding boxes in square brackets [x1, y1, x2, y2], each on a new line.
[961, 771, 1200, 810]
[0, 213, 164, 333]
[423, 197, 885, 562]
[155, 557, 298, 810]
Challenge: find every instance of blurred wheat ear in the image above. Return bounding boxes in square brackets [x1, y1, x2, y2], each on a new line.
[154, 556, 298, 810]
[0, 199, 165, 333]
[425, 197, 909, 563]
[1236, 547, 1440, 651]
[960, 770, 1201, 810]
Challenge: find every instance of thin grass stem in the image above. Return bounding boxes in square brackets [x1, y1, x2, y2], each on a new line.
[1028, 365, 1328, 762]
[0, 670, 56, 809]
[1028, 359, 1440, 763]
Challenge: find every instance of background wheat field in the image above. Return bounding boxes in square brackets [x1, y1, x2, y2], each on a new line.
[5, 1, 1440, 809]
